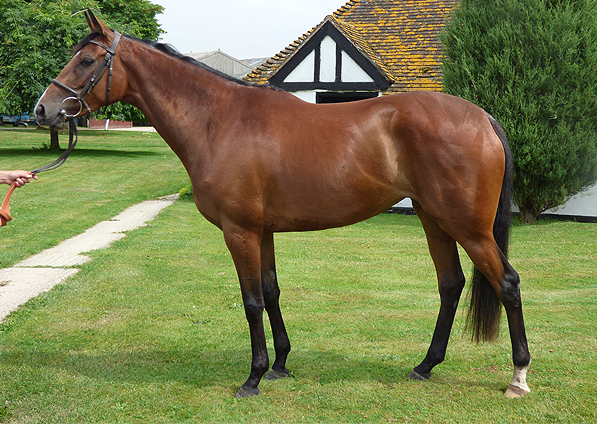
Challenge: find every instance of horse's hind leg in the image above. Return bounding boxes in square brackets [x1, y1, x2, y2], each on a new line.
[260, 231, 291, 380]
[458, 236, 531, 397]
[500, 258, 531, 398]
[409, 201, 466, 380]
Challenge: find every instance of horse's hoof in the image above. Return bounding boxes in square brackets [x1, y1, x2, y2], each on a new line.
[408, 370, 429, 381]
[234, 386, 259, 398]
[504, 384, 530, 398]
[264, 368, 290, 381]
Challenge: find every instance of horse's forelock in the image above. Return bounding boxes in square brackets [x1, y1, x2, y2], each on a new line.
[71, 31, 101, 55]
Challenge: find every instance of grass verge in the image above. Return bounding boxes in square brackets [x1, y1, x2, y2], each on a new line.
[0, 127, 188, 267]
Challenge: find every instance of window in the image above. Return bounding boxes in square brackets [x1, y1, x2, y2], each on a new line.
[316, 92, 379, 103]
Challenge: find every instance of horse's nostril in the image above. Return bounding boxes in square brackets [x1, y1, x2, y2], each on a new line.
[35, 104, 45, 120]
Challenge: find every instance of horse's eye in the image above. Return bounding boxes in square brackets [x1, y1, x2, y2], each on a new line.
[81, 57, 95, 67]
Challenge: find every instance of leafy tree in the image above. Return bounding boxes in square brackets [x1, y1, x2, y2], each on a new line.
[0, 0, 89, 116]
[93, 0, 164, 123]
[97, 0, 163, 40]
[441, 0, 597, 223]
[0, 0, 163, 124]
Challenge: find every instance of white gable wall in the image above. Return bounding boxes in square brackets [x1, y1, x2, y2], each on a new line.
[342, 51, 374, 82]
[283, 35, 379, 105]
[320, 36, 336, 82]
[282, 36, 375, 86]
[284, 51, 316, 83]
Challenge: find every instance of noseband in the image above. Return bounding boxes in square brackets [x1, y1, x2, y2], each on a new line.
[51, 31, 122, 118]
[1, 32, 123, 226]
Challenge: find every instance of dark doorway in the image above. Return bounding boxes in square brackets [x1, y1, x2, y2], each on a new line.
[316, 91, 379, 104]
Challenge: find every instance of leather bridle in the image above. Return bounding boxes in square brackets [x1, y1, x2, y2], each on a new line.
[28, 31, 122, 175]
[51, 31, 122, 119]
[1, 32, 122, 226]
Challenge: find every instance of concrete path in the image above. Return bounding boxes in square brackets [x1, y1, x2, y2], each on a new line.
[0, 194, 178, 322]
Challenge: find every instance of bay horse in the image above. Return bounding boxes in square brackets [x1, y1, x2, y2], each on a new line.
[35, 12, 531, 398]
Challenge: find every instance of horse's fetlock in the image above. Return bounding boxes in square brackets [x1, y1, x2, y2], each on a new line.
[276, 339, 291, 356]
[253, 358, 270, 374]
[427, 346, 446, 366]
[513, 350, 531, 368]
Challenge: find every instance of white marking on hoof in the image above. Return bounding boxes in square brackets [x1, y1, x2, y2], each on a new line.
[504, 365, 530, 398]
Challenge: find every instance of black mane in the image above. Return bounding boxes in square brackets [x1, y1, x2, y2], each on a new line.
[74, 32, 275, 89]
[128, 35, 274, 89]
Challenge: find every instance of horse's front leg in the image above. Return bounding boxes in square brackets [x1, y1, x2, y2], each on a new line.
[260, 231, 291, 380]
[224, 227, 269, 398]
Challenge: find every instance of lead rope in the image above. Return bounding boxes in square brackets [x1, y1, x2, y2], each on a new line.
[30, 120, 78, 174]
[1, 31, 121, 227]
[0, 120, 78, 226]
[0, 183, 17, 226]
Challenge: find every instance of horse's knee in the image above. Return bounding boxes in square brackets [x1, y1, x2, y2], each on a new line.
[262, 272, 280, 299]
[439, 271, 465, 306]
[243, 300, 265, 326]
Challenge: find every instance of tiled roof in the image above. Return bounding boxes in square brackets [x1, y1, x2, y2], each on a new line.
[244, 0, 458, 93]
[332, 15, 396, 83]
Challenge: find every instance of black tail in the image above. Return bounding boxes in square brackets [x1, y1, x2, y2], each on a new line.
[466, 115, 513, 342]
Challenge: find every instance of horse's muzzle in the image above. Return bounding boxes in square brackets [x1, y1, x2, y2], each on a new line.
[35, 102, 67, 130]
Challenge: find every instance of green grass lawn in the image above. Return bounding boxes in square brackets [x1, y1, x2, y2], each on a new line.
[0, 127, 189, 267]
[1, 128, 596, 423]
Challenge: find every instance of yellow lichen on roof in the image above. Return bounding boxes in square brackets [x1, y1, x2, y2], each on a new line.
[244, 0, 458, 93]
[331, 16, 396, 83]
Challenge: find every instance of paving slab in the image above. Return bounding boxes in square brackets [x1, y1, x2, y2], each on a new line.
[0, 268, 80, 320]
[0, 194, 178, 322]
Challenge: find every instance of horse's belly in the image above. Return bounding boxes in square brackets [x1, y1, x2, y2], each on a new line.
[266, 183, 407, 232]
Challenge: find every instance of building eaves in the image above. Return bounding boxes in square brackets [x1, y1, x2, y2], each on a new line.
[244, 0, 458, 93]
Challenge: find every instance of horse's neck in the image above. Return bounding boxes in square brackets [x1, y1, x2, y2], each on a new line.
[120, 41, 239, 169]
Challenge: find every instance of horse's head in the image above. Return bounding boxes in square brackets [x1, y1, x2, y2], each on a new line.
[35, 10, 127, 130]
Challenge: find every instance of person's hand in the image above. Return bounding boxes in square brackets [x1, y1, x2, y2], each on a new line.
[0, 170, 38, 187]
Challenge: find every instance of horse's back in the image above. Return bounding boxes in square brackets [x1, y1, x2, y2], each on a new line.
[255, 93, 412, 230]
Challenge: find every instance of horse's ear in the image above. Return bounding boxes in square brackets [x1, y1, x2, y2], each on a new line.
[84, 10, 93, 30]
[85, 8, 110, 35]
